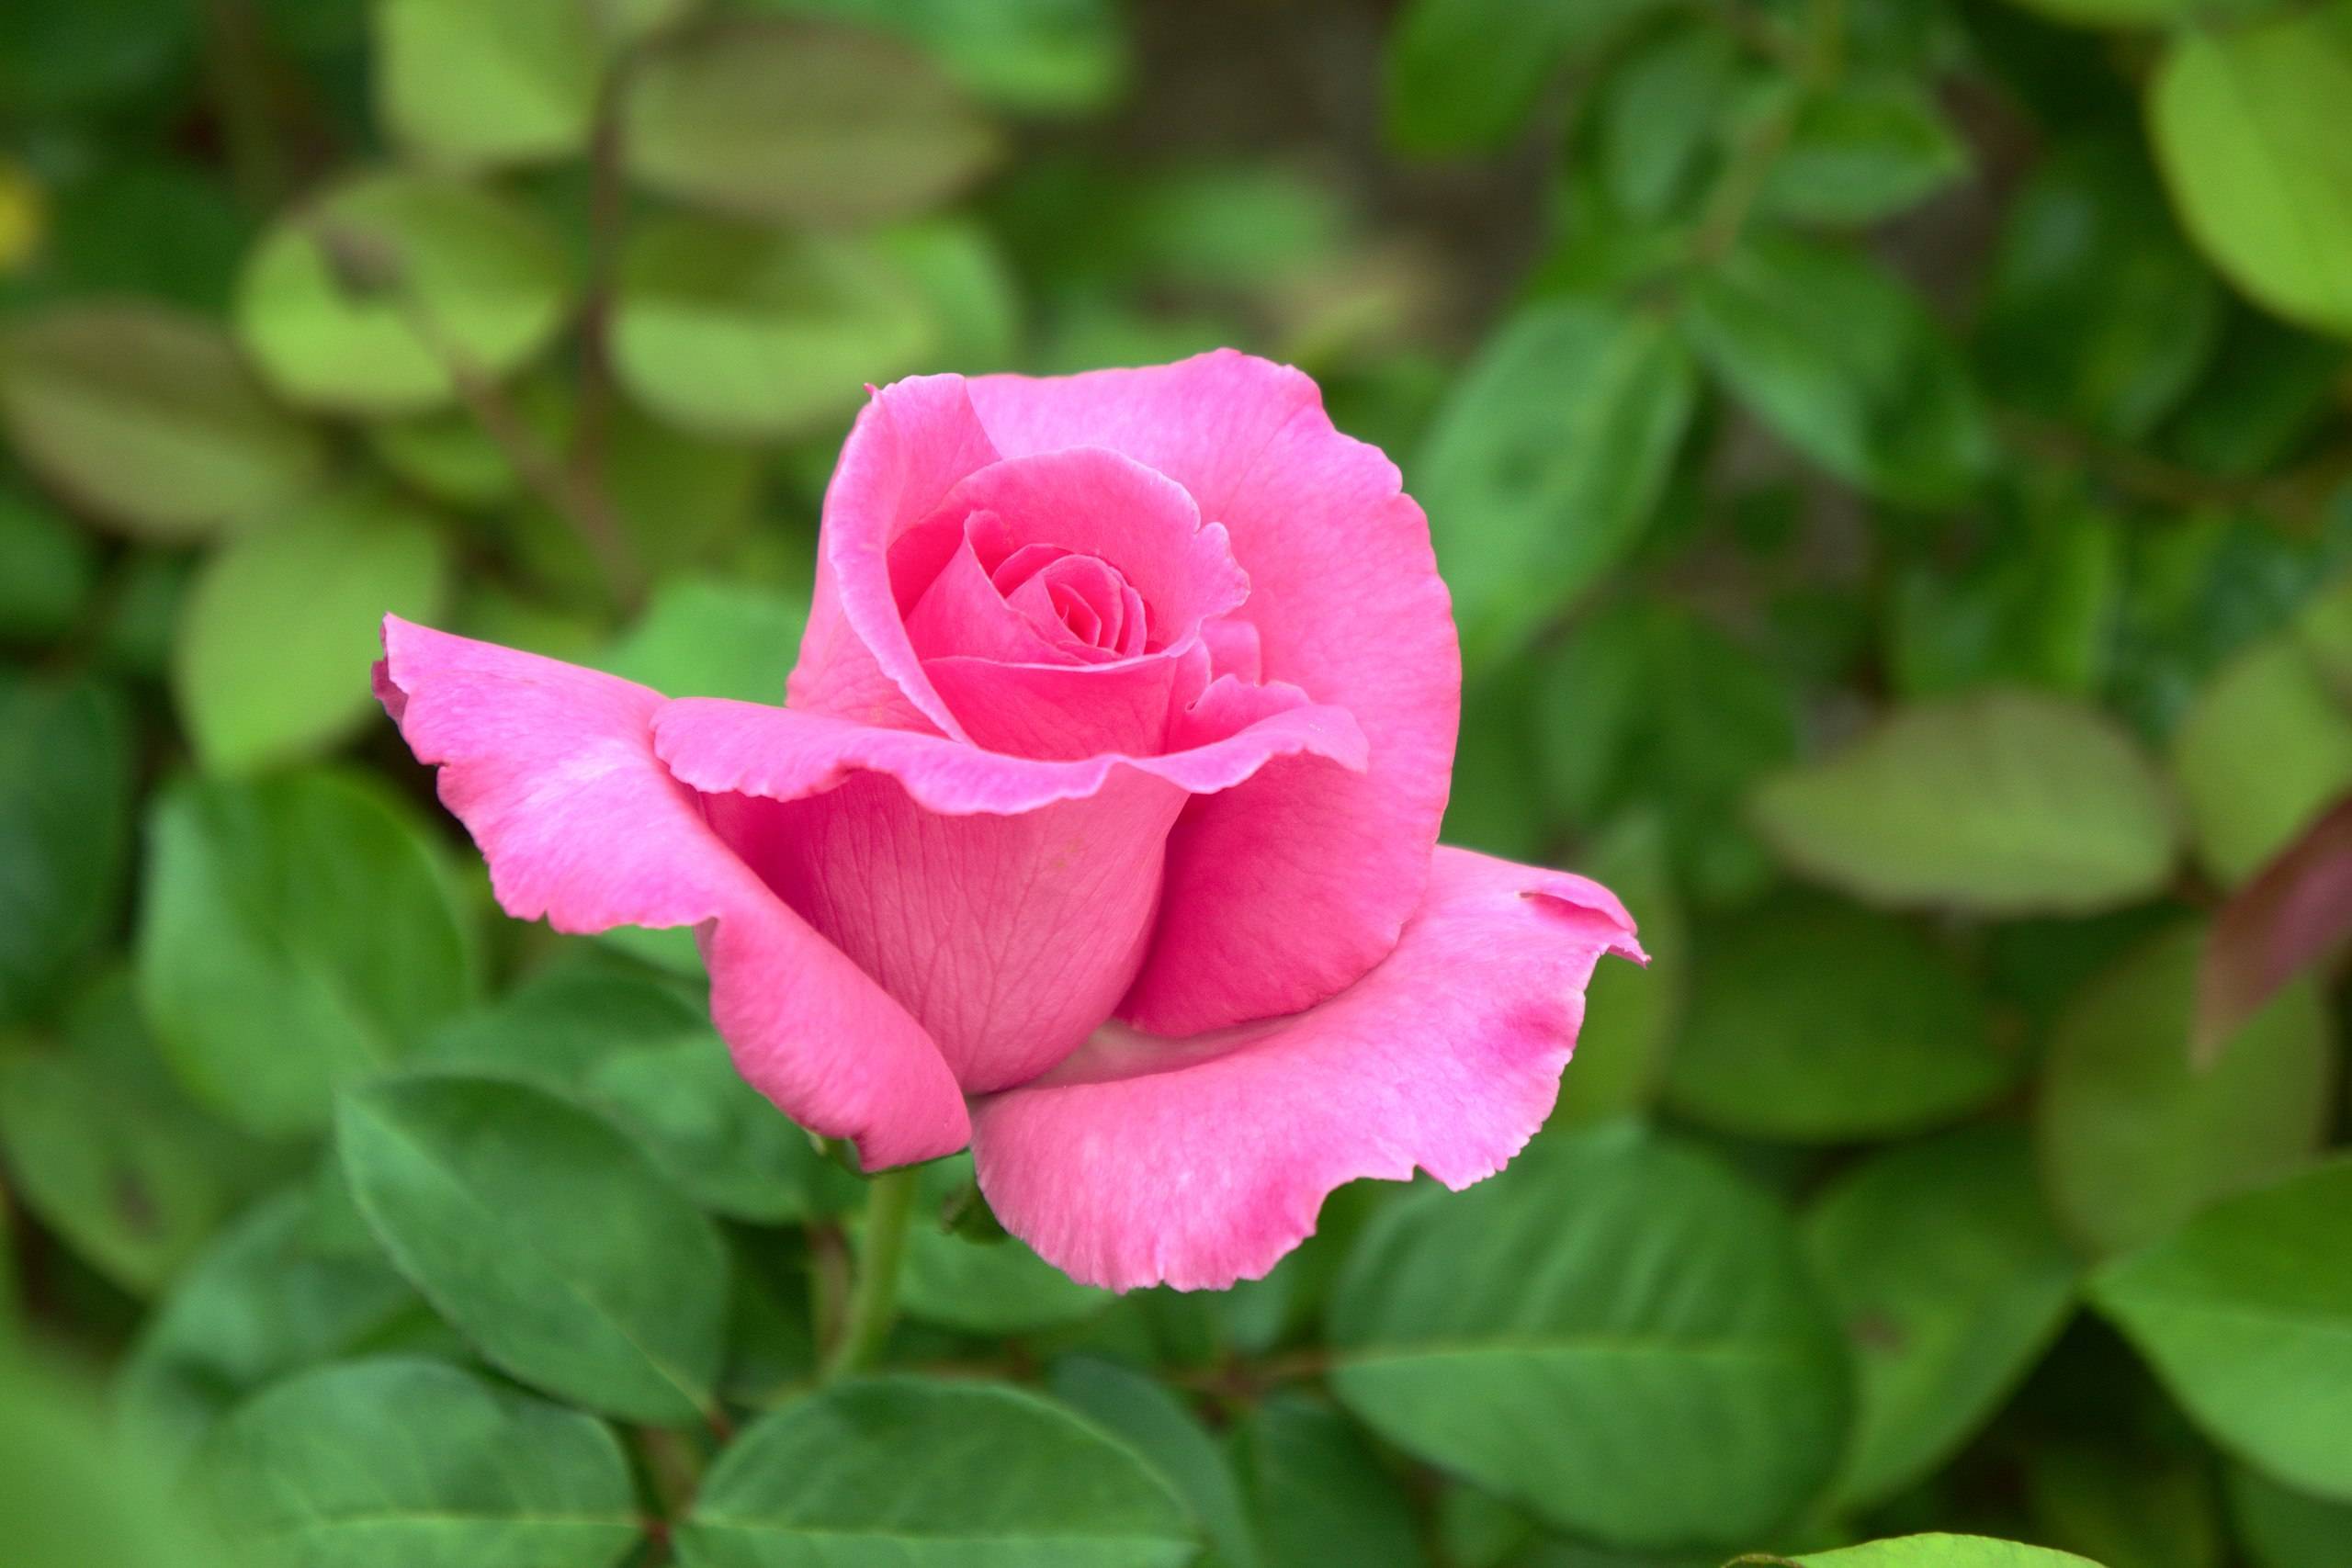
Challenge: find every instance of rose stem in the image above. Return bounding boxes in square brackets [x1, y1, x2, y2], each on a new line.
[820, 1166, 920, 1382]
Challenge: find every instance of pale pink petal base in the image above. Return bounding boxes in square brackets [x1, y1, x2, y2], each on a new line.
[375, 616, 969, 1168]
[969, 848, 1645, 1292]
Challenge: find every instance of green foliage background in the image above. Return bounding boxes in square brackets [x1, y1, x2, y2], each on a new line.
[2, 1, 2349, 1565]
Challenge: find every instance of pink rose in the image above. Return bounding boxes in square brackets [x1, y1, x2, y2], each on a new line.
[375, 352, 1643, 1291]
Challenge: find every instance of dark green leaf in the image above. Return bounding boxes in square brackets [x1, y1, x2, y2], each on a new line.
[337, 1073, 729, 1424]
[755, 0, 1128, 117]
[0, 303, 325, 539]
[2038, 923, 2332, 1257]
[1594, 23, 1740, 221]
[1419, 299, 1695, 675]
[2093, 1156, 2352, 1499]
[1804, 1128, 2081, 1508]
[137, 770, 478, 1134]
[897, 1155, 1112, 1334]
[1665, 900, 2017, 1143]
[1385, 0, 1672, 153]
[0, 486, 96, 642]
[1051, 1356, 1262, 1568]
[1328, 1125, 1851, 1550]
[1553, 813, 1684, 1126]
[1749, 690, 2179, 916]
[2227, 1463, 2352, 1568]
[1237, 1393, 1429, 1568]
[677, 1376, 1198, 1566]
[1756, 76, 1970, 227]
[0, 672, 133, 1021]
[199, 1357, 641, 1568]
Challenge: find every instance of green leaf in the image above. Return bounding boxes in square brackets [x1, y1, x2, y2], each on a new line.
[373, 0, 689, 169]
[2148, 6, 2352, 337]
[1755, 77, 1970, 227]
[1050, 1357, 1262, 1568]
[1888, 502, 2122, 699]
[0, 973, 267, 1294]
[119, 1187, 421, 1473]
[1979, 138, 2222, 442]
[878, 216, 1023, 370]
[1594, 22, 1740, 221]
[1418, 299, 1696, 675]
[2227, 1463, 2352, 1568]
[0, 0, 195, 118]
[1681, 231, 1990, 507]
[1553, 813, 1684, 1126]
[612, 214, 935, 440]
[1237, 1393, 1429, 1568]
[1785, 1537, 2104, 1568]
[601, 576, 808, 704]
[2025, 1438, 2220, 1568]
[677, 1376, 1199, 1566]
[897, 1155, 1112, 1334]
[2170, 633, 2352, 887]
[136, 770, 478, 1135]
[2093, 1157, 2352, 1501]
[1804, 1128, 2082, 1509]
[41, 161, 249, 316]
[0, 672, 133, 1021]
[625, 17, 997, 226]
[198, 1357, 641, 1568]
[0, 1351, 234, 1568]
[754, 0, 1128, 117]
[1385, 0, 1672, 153]
[423, 965, 856, 1224]
[2038, 922, 2333, 1257]
[0, 303, 324, 539]
[1664, 899, 2017, 1142]
[1328, 1125, 1851, 1550]
[175, 488, 452, 774]
[237, 172, 574, 416]
[1749, 690, 2179, 916]
[337, 1073, 729, 1424]
[0, 485, 97, 642]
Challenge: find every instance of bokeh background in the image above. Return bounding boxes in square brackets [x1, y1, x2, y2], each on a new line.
[3, 1, 2350, 1565]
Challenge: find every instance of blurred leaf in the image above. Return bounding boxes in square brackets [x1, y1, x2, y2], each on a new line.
[374, 0, 690, 169]
[2092, 1156, 2352, 1502]
[90, 549, 193, 680]
[424, 964, 858, 1223]
[1785, 1536, 2103, 1566]
[879, 216, 1022, 370]
[1419, 299, 1696, 674]
[0, 672, 133, 1021]
[0, 485, 96, 641]
[2005, 0, 2193, 22]
[198, 1356, 641, 1568]
[175, 488, 451, 774]
[1385, 0, 1673, 154]
[2196, 797, 2352, 1062]
[1664, 899, 2017, 1142]
[897, 1155, 1110, 1333]
[41, 163, 249, 314]
[0, 1350, 233, 1568]
[1555, 814, 1684, 1125]
[1682, 231, 1990, 507]
[625, 17, 997, 226]
[1888, 502, 2121, 699]
[0, 0, 194, 117]
[1595, 23, 1739, 221]
[2026, 1438, 2221, 1568]
[0, 973, 266, 1294]
[0, 303, 325, 539]
[119, 1186, 421, 1474]
[1804, 1127, 2081, 1509]
[1979, 139, 2222, 443]
[1328, 1124, 1851, 1550]
[2037, 922, 2332, 1258]
[1750, 690, 2179, 916]
[137, 770, 479, 1135]
[601, 575, 808, 703]
[2227, 1463, 2352, 1568]
[2148, 6, 2352, 337]
[366, 400, 525, 508]
[678, 1376, 1199, 1565]
[2159, 309, 2346, 479]
[237, 172, 574, 416]
[338, 1072, 729, 1425]
[1755, 76, 1970, 227]
[2170, 634, 2352, 887]
[612, 214, 933, 439]
[1051, 1356, 1263, 1568]
[758, 0, 1128, 116]
[1236, 1393, 1430, 1568]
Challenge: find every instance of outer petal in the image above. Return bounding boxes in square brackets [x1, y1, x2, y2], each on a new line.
[967, 353, 1461, 1033]
[375, 616, 969, 1168]
[967, 848, 1645, 1292]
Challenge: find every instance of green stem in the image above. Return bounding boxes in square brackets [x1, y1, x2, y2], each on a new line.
[821, 1168, 919, 1382]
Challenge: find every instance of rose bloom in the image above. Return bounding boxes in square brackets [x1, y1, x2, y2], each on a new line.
[376, 352, 1644, 1291]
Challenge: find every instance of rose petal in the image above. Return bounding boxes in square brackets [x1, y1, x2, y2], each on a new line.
[375, 616, 968, 1168]
[968, 848, 1644, 1292]
[708, 771, 1188, 1092]
[967, 353, 1460, 1032]
[923, 651, 1189, 761]
[903, 515, 1078, 666]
